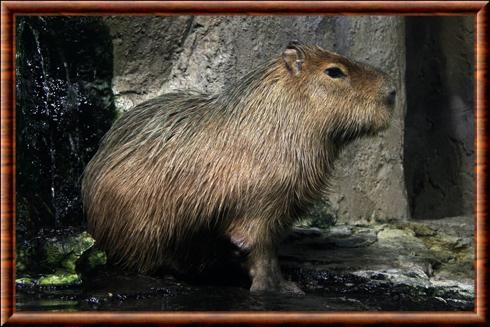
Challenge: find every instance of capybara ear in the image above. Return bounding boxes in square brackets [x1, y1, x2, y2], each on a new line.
[282, 41, 305, 76]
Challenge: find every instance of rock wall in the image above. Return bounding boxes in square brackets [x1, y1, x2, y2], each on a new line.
[324, 17, 408, 223]
[405, 16, 474, 219]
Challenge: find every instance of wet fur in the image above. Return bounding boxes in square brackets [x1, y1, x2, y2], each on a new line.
[82, 44, 393, 280]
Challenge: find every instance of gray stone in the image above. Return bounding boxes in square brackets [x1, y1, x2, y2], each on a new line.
[327, 16, 409, 223]
[281, 223, 473, 308]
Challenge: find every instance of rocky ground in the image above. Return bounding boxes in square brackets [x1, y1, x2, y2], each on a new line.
[282, 218, 474, 310]
[16, 218, 474, 311]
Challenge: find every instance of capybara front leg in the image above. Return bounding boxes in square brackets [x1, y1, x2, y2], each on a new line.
[228, 218, 304, 294]
[248, 247, 303, 294]
[243, 227, 304, 295]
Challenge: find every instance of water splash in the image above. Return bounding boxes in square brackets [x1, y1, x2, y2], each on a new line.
[16, 16, 116, 238]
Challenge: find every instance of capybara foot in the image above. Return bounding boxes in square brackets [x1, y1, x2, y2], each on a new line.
[280, 280, 305, 295]
[250, 276, 304, 295]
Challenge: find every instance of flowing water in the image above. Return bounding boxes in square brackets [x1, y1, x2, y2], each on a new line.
[15, 16, 115, 238]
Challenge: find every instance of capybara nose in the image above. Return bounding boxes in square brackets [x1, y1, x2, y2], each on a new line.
[386, 88, 396, 107]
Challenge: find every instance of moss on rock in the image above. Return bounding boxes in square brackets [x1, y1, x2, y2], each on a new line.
[38, 273, 81, 286]
[16, 229, 106, 287]
[86, 249, 107, 269]
[16, 244, 33, 274]
[44, 231, 96, 273]
[16, 277, 34, 285]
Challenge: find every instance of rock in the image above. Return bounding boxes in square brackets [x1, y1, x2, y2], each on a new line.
[405, 17, 474, 220]
[16, 243, 33, 274]
[331, 227, 377, 248]
[15, 229, 106, 287]
[410, 223, 437, 237]
[86, 250, 107, 269]
[328, 225, 353, 237]
[376, 227, 428, 252]
[44, 232, 96, 273]
[38, 273, 81, 286]
[280, 222, 473, 310]
[16, 222, 473, 311]
[16, 277, 35, 286]
[290, 227, 323, 238]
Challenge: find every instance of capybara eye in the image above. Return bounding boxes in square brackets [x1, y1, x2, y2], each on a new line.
[324, 67, 345, 79]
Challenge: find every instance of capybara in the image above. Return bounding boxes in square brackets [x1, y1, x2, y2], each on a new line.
[81, 41, 396, 294]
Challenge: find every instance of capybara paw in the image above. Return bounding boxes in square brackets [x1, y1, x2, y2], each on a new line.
[280, 280, 305, 295]
[250, 277, 304, 295]
[249, 278, 271, 293]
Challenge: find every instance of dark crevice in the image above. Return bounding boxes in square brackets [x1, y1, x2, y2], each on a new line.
[404, 16, 474, 220]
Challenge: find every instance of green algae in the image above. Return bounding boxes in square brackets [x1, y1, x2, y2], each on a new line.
[38, 273, 81, 286]
[16, 230, 106, 287]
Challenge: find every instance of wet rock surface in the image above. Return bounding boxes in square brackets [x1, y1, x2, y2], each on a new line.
[16, 229, 106, 287]
[16, 220, 474, 311]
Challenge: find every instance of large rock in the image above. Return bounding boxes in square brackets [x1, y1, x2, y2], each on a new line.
[16, 229, 106, 287]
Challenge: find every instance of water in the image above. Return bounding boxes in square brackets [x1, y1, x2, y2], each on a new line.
[16, 264, 473, 311]
[15, 16, 116, 238]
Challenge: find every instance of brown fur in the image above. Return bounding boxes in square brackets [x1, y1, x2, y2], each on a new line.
[81, 42, 395, 293]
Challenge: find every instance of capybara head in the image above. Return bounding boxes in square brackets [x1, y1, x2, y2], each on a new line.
[280, 41, 396, 144]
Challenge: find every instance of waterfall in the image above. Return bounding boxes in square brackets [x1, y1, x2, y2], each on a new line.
[15, 16, 116, 239]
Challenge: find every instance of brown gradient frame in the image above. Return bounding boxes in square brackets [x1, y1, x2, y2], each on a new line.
[1, 1, 488, 325]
